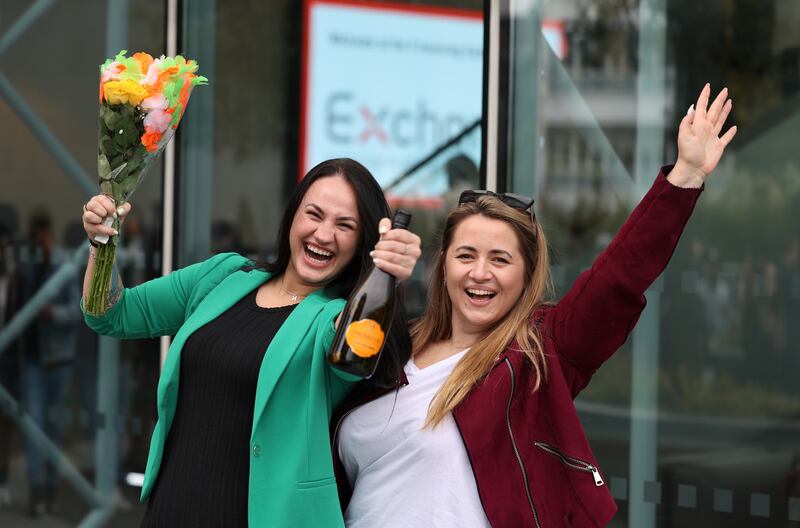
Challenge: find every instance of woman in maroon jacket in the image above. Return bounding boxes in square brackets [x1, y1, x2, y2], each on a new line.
[332, 84, 737, 527]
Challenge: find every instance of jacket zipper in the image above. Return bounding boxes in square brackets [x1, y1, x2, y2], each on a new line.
[504, 358, 541, 528]
[533, 441, 604, 486]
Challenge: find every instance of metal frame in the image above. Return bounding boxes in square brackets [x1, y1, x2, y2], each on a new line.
[176, 0, 216, 269]
[628, 1, 668, 527]
[482, 0, 508, 192]
[160, 0, 180, 367]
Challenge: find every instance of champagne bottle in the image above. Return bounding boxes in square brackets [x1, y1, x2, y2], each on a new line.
[328, 209, 412, 378]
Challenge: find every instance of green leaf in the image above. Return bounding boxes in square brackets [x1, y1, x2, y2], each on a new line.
[98, 154, 111, 179]
[109, 155, 124, 169]
[101, 106, 118, 130]
[125, 154, 140, 172]
[119, 105, 135, 119]
[107, 113, 141, 152]
[121, 122, 139, 145]
[112, 133, 127, 151]
[99, 136, 114, 156]
[118, 173, 141, 195]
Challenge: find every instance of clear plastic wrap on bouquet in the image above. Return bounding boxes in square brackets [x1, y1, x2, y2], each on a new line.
[85, 51, 206, 316]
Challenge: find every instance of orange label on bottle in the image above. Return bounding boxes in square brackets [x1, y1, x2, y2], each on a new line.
[345, 319, 385, 358]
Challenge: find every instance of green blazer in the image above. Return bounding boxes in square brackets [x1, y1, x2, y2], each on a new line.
[83, 252, 354, 527]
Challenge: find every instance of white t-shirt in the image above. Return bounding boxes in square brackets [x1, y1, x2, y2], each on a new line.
[338, 349, 491, 528]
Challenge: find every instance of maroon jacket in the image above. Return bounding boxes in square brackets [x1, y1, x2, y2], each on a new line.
[331, 167, 702, 527]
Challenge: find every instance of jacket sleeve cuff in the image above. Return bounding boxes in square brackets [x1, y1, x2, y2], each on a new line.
[81, 288, 126, 335]
[657, 164, 704, 195]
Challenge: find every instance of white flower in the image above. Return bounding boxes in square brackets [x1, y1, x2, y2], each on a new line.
[141, 94, 168, 112]
[140, 58, 163, 87]
[144, 109, 172, 134]
[100, 61, 125, 84]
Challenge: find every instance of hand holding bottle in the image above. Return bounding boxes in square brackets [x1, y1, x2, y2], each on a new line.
[369, 216, 422, 281]
[329, 210, 416, 378]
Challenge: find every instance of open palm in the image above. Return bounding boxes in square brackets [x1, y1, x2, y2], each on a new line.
[677, 84, 737, 178]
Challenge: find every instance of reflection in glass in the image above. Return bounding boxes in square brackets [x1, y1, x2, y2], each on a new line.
[0, 0, 166, 524]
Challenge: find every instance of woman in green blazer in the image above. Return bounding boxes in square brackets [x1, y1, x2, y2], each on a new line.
[80, 159, 422, 527]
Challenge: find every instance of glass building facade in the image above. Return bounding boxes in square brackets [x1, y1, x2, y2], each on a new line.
[0, 0, 797, 526]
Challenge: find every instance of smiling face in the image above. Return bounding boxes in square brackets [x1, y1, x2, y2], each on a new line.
[444, 214, 526, 337]
[284, 174, 361, 292]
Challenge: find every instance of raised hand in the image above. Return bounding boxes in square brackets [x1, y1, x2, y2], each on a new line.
[82, 195, 131, 244]
[671, 83, 738, 188]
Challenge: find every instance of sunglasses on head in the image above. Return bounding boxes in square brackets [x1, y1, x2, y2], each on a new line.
[457, 190, 536, 222]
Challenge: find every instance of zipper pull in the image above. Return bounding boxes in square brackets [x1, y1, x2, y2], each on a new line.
[588, 465, 604, 487]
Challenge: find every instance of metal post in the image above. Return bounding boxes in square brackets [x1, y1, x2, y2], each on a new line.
[0, 0, 95, 197]
[0, 246, 115, 520]
[0, 249, 81, 358]
[178, 0, 216, 267]
[509, 0, 542, 197]
[0, 0, 56, 57]
[0, 72, 96, 197]
[160, 0, 179, 368]
[628, 0, 667, 526]
[0, 385, 105, 509]
[84, 2, 129, 526]
[484, 0, 502, 191]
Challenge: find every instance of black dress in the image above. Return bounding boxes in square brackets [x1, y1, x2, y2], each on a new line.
[141, 290, 296, 527]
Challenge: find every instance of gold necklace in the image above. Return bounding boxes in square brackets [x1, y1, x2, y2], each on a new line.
[280, 278, 306, 303]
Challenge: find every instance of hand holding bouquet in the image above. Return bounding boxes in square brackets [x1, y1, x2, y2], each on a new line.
[84, 51, 206, 315]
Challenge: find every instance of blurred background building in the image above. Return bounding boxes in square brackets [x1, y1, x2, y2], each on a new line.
[0, 0, 798, 526]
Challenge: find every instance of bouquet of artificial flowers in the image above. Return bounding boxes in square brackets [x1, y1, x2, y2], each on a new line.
[85, 51, 207, 315]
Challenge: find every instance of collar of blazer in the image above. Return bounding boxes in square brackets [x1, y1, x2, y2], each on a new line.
[157, 267, 338, 437]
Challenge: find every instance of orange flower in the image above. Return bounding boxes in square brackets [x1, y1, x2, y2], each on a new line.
[141, 130, 161, 152]
[178, 74, 193, 112]
[132, 52, 154, 76]
[164, 107, 177, 128]
[153, 66, 180, 94]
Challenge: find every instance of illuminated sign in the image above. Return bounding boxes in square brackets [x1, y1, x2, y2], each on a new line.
[300, 0, 483, 187]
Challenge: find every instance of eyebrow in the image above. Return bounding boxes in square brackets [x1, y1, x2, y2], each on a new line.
[306, 203, 359, 225]
[455, 245, 514, 259]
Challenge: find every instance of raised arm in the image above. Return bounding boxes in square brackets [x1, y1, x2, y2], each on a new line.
[82, 252, 248, 339]
[549, 84, 737, 379]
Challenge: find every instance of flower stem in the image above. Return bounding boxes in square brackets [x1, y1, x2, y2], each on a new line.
[85, 229, 118, 316]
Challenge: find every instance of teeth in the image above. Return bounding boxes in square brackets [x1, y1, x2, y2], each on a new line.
[467, 288, 495, 296]
[305, 244, 333, 257]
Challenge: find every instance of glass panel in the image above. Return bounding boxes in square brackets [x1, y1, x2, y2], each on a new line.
[0, 0, 165, 524]
[507, 0, 800, 526]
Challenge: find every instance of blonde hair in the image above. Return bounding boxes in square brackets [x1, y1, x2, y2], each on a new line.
[411, 196, 553, 428]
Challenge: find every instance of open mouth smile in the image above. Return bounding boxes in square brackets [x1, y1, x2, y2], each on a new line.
[303, 242, 335, 266]
[465, 288, 497, 300]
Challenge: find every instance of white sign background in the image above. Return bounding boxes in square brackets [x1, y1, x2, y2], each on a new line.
[300, 0, 483, 188]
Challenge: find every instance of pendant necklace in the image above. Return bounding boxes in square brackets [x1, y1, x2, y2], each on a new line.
[281, 278, 306, 303]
